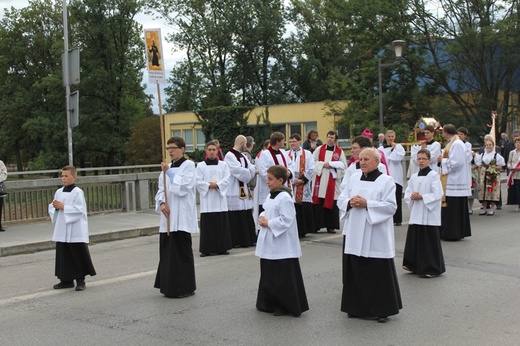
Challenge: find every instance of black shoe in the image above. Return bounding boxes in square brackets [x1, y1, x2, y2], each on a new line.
[53, 281, 74, 289]
[174, 292, 195, 298]
[347, 314, 358, 318]
[218, 251, 229, 255]
[377, 317, 389, 323]
[394, 223, 401, 226]
[75, 280, 86, 291]
[200, 253, 210, 257]
[273, 308, 287, 316]
[0, 228, 6, 232]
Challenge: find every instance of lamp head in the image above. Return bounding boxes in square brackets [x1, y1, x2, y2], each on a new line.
[391, 40, 406, 60]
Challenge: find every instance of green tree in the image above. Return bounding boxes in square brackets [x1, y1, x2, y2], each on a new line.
[407, 0, 520, 140]
[70, 0, 151, 167]
[0, 0, 67, 170]
[126, 115, 162, 164]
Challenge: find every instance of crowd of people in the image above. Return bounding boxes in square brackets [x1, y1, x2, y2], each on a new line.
[149, 124, 520, 322]
[44, 125, 520, 324]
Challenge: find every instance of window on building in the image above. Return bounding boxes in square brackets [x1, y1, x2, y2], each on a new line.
[289, 124, 301, 137]
[196, 129, 205, 150]
[171, 130, 181, 138]
[184, 130, 194, 151]
[303, 122, 318, 137]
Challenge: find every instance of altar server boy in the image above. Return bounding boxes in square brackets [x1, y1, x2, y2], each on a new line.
[49, 165, 96, 291]
[403, 149, 445, 278]
[256, 165, 309, 317]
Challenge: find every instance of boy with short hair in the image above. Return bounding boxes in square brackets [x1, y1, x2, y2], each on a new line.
[256, 165, 309, 317]
[49, 165, 96, 291]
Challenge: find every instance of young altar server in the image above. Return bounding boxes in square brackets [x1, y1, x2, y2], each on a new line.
[256, 165, 309, 317]
[155, 137, 198, 298]
[402, 149, 446, 278]
[49, 165, 96, 291]
[196, 140, 232, 257]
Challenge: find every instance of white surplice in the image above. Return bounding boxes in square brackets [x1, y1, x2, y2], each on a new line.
[49, 186, 89, 243]
[257, 148, 294, 205]
[337, 172, 397, 259]
[256, 191, 302, 260]
[312, 145, 347, 199]
[224, 151, 256, 211]
[195, 160, 231, 213]
[289, 148, 315, 202]
[155, 159, 198, 234]
[404, 170, 443, 226]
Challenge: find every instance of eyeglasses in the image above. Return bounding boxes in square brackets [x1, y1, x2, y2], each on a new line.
[166, 146, 180, 150]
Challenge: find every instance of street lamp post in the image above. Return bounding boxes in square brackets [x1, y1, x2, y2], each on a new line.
[378, 40, 406, 134]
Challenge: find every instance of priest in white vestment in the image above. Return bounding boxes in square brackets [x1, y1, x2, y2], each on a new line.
[337, 148, 402, 322]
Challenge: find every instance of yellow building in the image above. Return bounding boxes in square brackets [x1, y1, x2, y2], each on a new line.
[163, 101, 348, 152]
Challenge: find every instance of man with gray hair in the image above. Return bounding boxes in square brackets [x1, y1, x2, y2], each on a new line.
[337, 148, 402, 323]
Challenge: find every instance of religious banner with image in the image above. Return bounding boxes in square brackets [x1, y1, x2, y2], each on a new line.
[144, 28, 166, 84]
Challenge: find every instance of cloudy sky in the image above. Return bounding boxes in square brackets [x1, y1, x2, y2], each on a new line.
[0, 0, 181, 113]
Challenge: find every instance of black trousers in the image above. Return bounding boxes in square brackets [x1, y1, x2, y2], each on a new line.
[394, 184, 403, 224]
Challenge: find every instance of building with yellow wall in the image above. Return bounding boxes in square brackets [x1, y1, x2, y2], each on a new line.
[163, 101, 349, 152]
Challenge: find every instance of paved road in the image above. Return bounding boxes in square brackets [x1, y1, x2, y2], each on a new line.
[1, 195, 520, 345]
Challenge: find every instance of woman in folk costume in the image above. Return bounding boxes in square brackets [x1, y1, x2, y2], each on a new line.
[506, 137, 520, 211]
[474, 139, 505, 216]
[312, 131, 347, 233]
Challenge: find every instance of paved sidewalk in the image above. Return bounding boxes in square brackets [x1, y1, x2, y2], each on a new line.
[0, 210, 162, 257]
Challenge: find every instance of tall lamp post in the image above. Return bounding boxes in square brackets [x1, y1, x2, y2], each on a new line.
[378, 40, 406, 134]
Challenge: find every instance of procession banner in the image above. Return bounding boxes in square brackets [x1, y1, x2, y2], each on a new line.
[144, 28, 166, 84]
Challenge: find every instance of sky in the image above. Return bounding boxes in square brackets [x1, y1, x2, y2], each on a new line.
[0, 0, 182, 114]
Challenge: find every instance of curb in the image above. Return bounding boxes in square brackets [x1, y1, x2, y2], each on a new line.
[0, 226, 159, 257]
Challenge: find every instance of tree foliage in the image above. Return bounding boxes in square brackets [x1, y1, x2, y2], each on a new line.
[0, 0, 151, 170]
[126, 115, 162, 164]
[150, 0, 520, 144]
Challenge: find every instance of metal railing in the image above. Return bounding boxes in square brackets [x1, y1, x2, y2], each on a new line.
[2, 171, 160, 224]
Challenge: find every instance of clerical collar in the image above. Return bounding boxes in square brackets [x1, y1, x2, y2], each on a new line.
[171, 157, 187, 168]
[269, 186, 293, 199]
[418, 166, 432, 176]
[360, 169, 382, 181]
[426, 139, 435, 145]
[205, 158, 219, 165]
[63, 183, 76, 192]
[355, 162, 361, 169]
[326, 145, 335, 151]
[271, 148, 281, 154]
